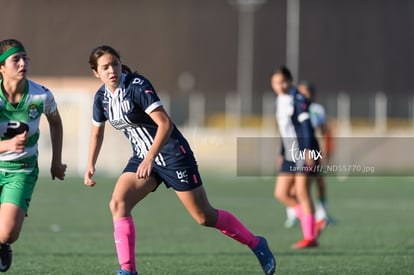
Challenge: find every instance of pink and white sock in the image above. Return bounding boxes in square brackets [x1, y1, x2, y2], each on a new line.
[113, 216, 136, 273]
[214, 209, 259, 249]
[301, 214, 316, 241]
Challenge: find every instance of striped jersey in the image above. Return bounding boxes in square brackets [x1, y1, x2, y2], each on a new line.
[0, 80, 57, 171]
[92, 73, 195, 168]
[275, 87, 319, 161]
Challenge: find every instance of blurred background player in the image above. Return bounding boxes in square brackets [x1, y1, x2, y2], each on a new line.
[84, 45, 276, 275]
[299, 81, 335, 225]
[283, 81, 336, 228]
[271, 66, 322, 249]
[0, 39, 66, 272]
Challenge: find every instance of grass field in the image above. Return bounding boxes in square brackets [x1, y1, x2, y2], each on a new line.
[7, 172, 414, 274]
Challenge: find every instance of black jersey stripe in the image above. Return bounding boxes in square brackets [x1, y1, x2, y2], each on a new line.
[140, 126, 167, 167]
[135, 126, 166, 167]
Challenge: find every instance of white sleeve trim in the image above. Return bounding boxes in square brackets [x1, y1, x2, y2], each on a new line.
[145, 101, 163, 114]
[298, 112, 310, 123]
[92, 119, 105, 127]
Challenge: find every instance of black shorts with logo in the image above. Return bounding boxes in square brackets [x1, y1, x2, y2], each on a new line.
[123, 155, 203, 191]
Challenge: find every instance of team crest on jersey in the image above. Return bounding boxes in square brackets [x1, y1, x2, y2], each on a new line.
[28, 104, 40, 119]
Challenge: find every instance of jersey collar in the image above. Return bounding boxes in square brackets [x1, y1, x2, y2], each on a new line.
[0, 79, 29, 111]
[105, 74, 126, 97]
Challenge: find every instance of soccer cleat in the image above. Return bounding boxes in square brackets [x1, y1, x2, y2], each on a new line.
[315, 218, 328, 239]
[0, 243, 12, 272]
[291, 239, 318, 249]
[115, 269, 138, 275]
[326, 215, 337, 226]
[252, 236, 276, 275]
[283, 217, 299, 229]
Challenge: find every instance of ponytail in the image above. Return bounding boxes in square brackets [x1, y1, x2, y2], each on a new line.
[122, 64, 137, 74]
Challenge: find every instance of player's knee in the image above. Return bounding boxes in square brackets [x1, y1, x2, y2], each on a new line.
[274, 188, 287, 202]
[0, 230, 19, 244]
[109, 197, 126, 216]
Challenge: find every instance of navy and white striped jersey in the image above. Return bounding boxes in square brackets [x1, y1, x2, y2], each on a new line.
[275, 87, 319, 161]
[92, 73, 195, 168]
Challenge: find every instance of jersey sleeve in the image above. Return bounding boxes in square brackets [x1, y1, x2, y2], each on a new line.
[43, 88, 58, 115]
[92, 90, 106, 127]
[131, 77, 163, 114]
[295, 93, 315, 149]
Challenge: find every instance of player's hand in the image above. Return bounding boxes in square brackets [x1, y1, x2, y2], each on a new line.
[301, 148, 315, 171]
[136, 157, 153, 179]
[6, 131, 27, 153]
[84, 167, 97, 187]
[51, 162, 67, 180]
[306, 158, 314, 167]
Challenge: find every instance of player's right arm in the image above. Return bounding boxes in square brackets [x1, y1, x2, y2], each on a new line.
[0, 131, 27, 153]
[84, 123, 105, 187]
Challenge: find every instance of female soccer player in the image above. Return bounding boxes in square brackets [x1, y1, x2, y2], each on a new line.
[271, 66, 321, 249]
[0, 39, 66, 272]
[83, 45, 276, 275]
[283, 81, 335, 229]
[297, 80, 335, 227]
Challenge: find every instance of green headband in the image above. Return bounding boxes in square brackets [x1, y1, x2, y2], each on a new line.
[0, 46, 26, 63]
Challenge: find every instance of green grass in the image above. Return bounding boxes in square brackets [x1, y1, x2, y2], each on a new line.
[8, 173, 414, 274]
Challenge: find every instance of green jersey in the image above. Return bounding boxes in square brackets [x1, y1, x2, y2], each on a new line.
[0, 79, 57, 172]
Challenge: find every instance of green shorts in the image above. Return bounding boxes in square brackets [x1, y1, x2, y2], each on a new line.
[0, 167, 39, 212]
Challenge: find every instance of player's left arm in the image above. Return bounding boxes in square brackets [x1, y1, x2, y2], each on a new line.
[46, 109, 67, 180]
[136, 107, 173, 179]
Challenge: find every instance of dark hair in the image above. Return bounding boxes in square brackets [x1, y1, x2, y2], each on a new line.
[0, 39, 25, 65]
[299, 80, 316, 95]
[88, 45, 136, 74]
[121, 64, 134, 74]
[270, 65, 293, 82]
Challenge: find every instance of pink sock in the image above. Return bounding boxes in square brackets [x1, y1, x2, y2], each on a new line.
[294, 204, 303, 219]
[113, 216, 136, 273]
[215, 209, 259, 249]
[301, 214, 315, 241]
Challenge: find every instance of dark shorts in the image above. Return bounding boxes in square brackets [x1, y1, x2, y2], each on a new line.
[123, 155, 203, 192]
[280, 159, 320, 175]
